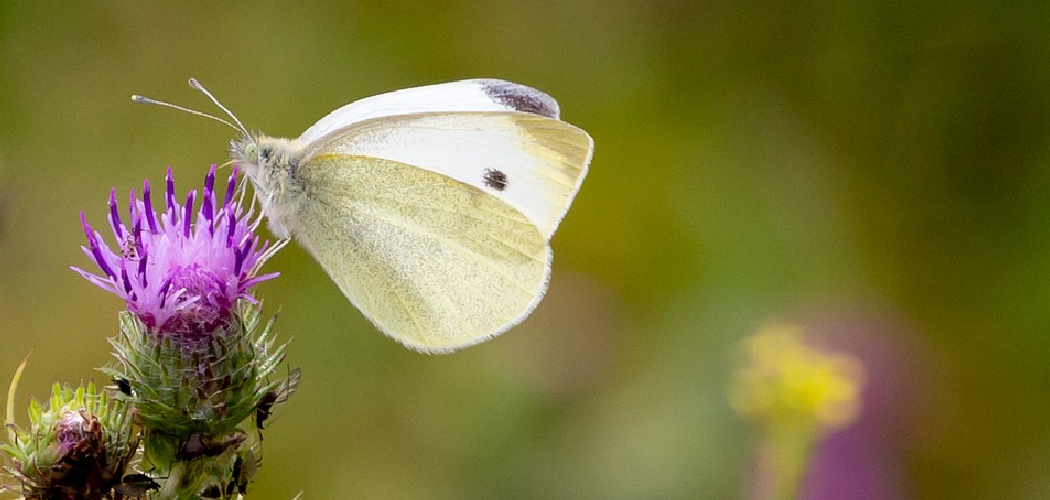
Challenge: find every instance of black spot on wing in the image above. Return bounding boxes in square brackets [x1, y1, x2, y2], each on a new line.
[478, 79, 560, 119]
[483, 168, 508, 191]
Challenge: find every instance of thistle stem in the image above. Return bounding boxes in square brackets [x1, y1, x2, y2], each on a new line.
[157, 460, 198, 500]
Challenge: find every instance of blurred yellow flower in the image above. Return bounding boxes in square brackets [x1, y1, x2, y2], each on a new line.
[729, 324, 865, 432]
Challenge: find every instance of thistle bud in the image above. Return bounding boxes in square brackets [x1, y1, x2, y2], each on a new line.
[2, 383, 136, 500]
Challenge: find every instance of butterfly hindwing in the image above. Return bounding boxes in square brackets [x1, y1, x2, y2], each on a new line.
[293, 154, 550, 353]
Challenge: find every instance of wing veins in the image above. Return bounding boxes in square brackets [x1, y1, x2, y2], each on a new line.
[358, 207, 541, 297]
[304, 191, 541, 298]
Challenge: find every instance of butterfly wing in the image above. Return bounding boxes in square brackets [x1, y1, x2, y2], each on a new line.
[302, 112, 592, 240]
[298, 79, 563, 144]
[292, 112, 591, 352]
[294, 153, 550, 352]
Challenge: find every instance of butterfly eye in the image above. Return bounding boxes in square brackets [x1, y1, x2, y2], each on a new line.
[242, 143, 259, 164]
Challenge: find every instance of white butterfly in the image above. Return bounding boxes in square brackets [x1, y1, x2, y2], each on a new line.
[134, 78, 592, 353]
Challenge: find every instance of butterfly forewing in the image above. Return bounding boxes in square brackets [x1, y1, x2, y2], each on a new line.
[297, 79, 562, 144]
[301, 112, 592, 240]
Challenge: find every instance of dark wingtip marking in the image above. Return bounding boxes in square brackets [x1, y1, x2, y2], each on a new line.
[483, 168, 508, 191]
[478, 80, 560, 119]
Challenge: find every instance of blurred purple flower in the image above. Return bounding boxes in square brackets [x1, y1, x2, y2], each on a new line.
[74, 166, 279, 338]
[798, 312, 922, 500]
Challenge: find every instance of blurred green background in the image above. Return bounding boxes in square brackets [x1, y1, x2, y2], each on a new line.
[2, 1, 1049, 499]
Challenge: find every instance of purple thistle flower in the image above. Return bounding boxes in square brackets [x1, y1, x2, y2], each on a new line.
[74, 166, 281, 339]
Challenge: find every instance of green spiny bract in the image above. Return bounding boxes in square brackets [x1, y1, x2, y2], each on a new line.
[105, 300, 287, 438]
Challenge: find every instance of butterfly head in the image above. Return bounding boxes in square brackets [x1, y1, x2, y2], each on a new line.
[230, 135, 303, 240]
[231, 136, 302, 189]
[230, 136, 261, 178]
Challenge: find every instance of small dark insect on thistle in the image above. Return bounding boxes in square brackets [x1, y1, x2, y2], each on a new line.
[113, 473, 160, 498]
[229, 449, 260, 496]
[196, 450, 257, 499]
[119, 234, 140, 260]
[196, 449, 261, 498]
[177, 431, 246, 461]
[256, 368, 302, 431]
[112, 377, 132, 397]
[230, 455, 245, 496]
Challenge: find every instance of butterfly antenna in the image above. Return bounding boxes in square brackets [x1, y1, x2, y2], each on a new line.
[131, 94, 242, 134]
[188, 78, 252, 139]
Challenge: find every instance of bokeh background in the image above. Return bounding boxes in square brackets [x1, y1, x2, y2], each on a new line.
[2, 1, 1049, 499]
